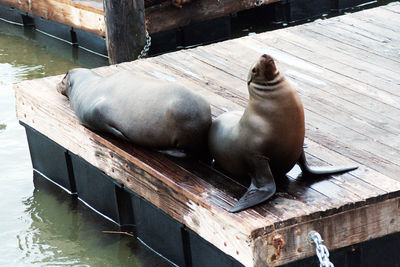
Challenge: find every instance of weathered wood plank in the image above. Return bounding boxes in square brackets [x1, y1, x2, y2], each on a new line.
[0, 0, 280, 37]
[70, 0, 103, 10]
[338, 14, 400, 42]
[279, 26, 400, 87]
[268, 29, 400, 109]
[255, 197, 400, 266]
[382, 2, 400, 13]
[144, 0, 280, 33]
[308, 18, 400, 64]
[0, 0, 105, 35]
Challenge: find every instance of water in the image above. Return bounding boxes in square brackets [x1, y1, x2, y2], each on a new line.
[0, 20, 170, 266]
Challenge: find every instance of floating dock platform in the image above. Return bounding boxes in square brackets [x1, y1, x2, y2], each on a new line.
[14, 3, 400, 266]
[0, 0, 377, 57]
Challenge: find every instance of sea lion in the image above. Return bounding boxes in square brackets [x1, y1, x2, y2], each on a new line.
[209, 54, 357, 212]
[57, 68, 211, 156]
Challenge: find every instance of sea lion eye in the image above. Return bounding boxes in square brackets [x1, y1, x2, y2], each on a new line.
[252, 68, 257, 74]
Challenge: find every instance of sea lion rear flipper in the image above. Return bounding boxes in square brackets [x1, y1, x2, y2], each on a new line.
[229, 156, 276, 213]
[106, 124, 129, 142]
[298, 150, 358, 177]
[157, 149, 188, 158]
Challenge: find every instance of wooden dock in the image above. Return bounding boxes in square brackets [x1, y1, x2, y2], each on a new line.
[14, 3, 400, 266]
[0, 0, 279, 58]
[0, 0, 278, 36]
[0, 0, 376, 60]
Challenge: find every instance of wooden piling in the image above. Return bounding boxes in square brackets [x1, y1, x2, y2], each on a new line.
[103, 0, 147, 64]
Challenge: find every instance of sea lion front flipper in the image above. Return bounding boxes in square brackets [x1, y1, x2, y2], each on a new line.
[298, 150, 358, 177]
[229, 156, 276, 213]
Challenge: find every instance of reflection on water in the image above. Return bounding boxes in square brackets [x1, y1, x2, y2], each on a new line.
[0, 20, 170, 266]
[15, 173, 166, 266]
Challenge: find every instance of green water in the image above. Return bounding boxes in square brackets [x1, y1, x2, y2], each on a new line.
[0, 20, 170, 267]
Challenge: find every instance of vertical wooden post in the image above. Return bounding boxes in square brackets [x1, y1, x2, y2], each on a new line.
[103, 0, 147, 64]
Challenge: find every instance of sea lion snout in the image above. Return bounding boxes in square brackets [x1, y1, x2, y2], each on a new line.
[248, 54, 279, 86]
[259, 54, 278, 81]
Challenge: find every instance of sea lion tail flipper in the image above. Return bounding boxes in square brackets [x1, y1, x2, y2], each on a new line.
[298, 150, 358, 177]
[229, 156, 276, 213]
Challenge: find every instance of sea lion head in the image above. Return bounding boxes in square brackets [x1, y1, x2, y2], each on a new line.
[57, 70, 73, 96]
[57, 68, 95, 97]
[247, 54, 279, 87]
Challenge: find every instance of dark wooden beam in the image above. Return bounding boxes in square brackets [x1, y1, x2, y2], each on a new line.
[103, 0, 147, 64]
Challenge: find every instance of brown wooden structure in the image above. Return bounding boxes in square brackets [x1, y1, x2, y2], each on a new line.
[0, 0, 377, 63]
[0, 0, 279, 36]
[14, 3, 400, 266]
[103, 0, 147, 63]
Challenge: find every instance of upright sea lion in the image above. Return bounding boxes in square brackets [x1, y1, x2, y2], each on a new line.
[57, 68, 211, 156]
[209, 54, 357, 212]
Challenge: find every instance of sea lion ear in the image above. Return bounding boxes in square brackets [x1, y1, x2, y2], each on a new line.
[247, 62, 257, 84]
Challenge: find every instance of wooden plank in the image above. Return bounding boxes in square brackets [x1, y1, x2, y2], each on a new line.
[144, 0, 280, 33]
[0, 0, 105, 35]
[280, 26, 400, 88]
[70, 0, 103, 10]
[338, 12, 400, 42]
[382, 2, 400, 13]
[268, 29, 400, 108]
[307, 18, 400, 64]
[254, 197, 400, 266]
[0, 0, 280, 36]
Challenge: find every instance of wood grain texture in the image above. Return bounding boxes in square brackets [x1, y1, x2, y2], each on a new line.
[144, 0, 280, 33]
[14, 3, 400, 266]
[103, 0, 146, 64]
[0, 0, 280, 36]
[0, 0, 105, 35]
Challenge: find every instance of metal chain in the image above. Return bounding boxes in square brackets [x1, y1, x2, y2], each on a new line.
[309, 231, 334, 267]
[255, 0, 264, 6]
[138, 30, 151, 59]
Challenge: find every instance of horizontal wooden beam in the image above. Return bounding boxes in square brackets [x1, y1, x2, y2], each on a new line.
[0, 0, 280, 37]
[145, 0, 280, 34]
[254, 197, 400, 266]
[1, 0, 105, 35]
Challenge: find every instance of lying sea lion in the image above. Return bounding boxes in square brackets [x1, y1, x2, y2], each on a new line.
[208, 54, 357, 212]
[57, 68, 211, 156]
